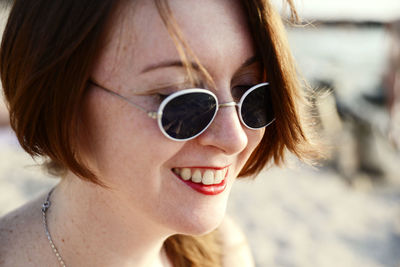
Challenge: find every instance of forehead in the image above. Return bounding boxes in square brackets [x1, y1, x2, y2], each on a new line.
[92, 0, 254, 86]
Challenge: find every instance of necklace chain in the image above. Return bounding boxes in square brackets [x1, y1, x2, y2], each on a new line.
[41, 189, 172, 267]
[42, 188, 67, 267]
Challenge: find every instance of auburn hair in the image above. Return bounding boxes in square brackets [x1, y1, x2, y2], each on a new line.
[0, 0, 319, 265]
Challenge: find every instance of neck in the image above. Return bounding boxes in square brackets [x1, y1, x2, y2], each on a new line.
[46, 175, 173, 267]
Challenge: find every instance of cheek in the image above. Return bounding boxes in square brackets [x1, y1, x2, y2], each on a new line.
[236, 128, 265, 172]
[254, 127, 265, 144]
[247, 128, 265, 154]
[79, 89, 183, 183]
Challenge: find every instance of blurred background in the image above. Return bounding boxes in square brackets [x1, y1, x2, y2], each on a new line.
[1, 0, 400, 266]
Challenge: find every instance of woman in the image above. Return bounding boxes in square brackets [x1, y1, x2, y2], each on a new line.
[0, 0, 317, 266]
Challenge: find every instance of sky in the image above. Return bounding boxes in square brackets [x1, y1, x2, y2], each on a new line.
[272, 0, 400, 22]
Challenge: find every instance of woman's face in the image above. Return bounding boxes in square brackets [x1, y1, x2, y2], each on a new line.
[85, 0, 265, 235]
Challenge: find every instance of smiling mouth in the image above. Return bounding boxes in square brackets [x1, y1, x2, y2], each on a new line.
[172, 167, 229, 195]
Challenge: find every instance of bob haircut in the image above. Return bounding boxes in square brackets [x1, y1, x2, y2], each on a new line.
[1, 0, 318, 185]
[0, 0, 319, 265]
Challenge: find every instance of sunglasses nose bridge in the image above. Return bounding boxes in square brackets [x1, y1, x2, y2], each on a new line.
[218, 101, 237, 108]
[215, 101, 240, 125]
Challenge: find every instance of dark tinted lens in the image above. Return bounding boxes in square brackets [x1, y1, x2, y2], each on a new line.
[161, 92, 217, 139]
[241, 84, 274, 128]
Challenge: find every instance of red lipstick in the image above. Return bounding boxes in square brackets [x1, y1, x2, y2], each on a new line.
[172, 168, 229, 195]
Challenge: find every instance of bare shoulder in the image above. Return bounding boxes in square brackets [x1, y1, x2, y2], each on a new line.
[0, 193, 51, 266]
[218, 216, 255, 267]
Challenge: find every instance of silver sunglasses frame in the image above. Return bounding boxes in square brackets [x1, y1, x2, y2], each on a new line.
[91, 81, 275, 141]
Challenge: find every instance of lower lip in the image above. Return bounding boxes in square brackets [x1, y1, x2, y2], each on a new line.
[173, 170, 228, 195]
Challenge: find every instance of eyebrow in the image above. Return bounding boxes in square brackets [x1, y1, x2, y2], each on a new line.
[140, 55, 258, 74]
[141, 60, 200, 74]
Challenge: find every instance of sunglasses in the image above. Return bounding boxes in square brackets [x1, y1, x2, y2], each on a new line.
[90, 81, 275, 141]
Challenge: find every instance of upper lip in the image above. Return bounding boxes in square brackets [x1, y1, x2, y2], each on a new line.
[172, 164, 231, 170]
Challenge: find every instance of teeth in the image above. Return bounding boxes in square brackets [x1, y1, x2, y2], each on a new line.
[214, 170, 223, 184]
[181, 168, 191, 181]
[173, 167, 227, 185]
[192, 170, 202, 183]
[202, 170, 214, 185]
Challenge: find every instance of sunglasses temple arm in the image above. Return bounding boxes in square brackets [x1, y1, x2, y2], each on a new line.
[97, 84, 159, 119]
[118, 94, 158, 119]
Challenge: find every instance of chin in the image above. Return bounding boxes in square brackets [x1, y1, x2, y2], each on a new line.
[168, 202, 228, 236]
[177, 218, 224, 236]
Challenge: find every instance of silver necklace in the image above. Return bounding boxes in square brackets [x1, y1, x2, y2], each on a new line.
[41, 189, 170, 267]
[42, 188, 67, 267]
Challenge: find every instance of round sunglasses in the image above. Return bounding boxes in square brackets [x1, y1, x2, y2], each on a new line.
[90, 81, 275, 141]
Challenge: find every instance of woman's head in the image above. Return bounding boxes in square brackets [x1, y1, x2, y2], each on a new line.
[1, 0, 313, 184]
[2, 0, 318, 232]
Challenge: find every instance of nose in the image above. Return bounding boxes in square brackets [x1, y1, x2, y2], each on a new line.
[196, 102, 248, 155]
